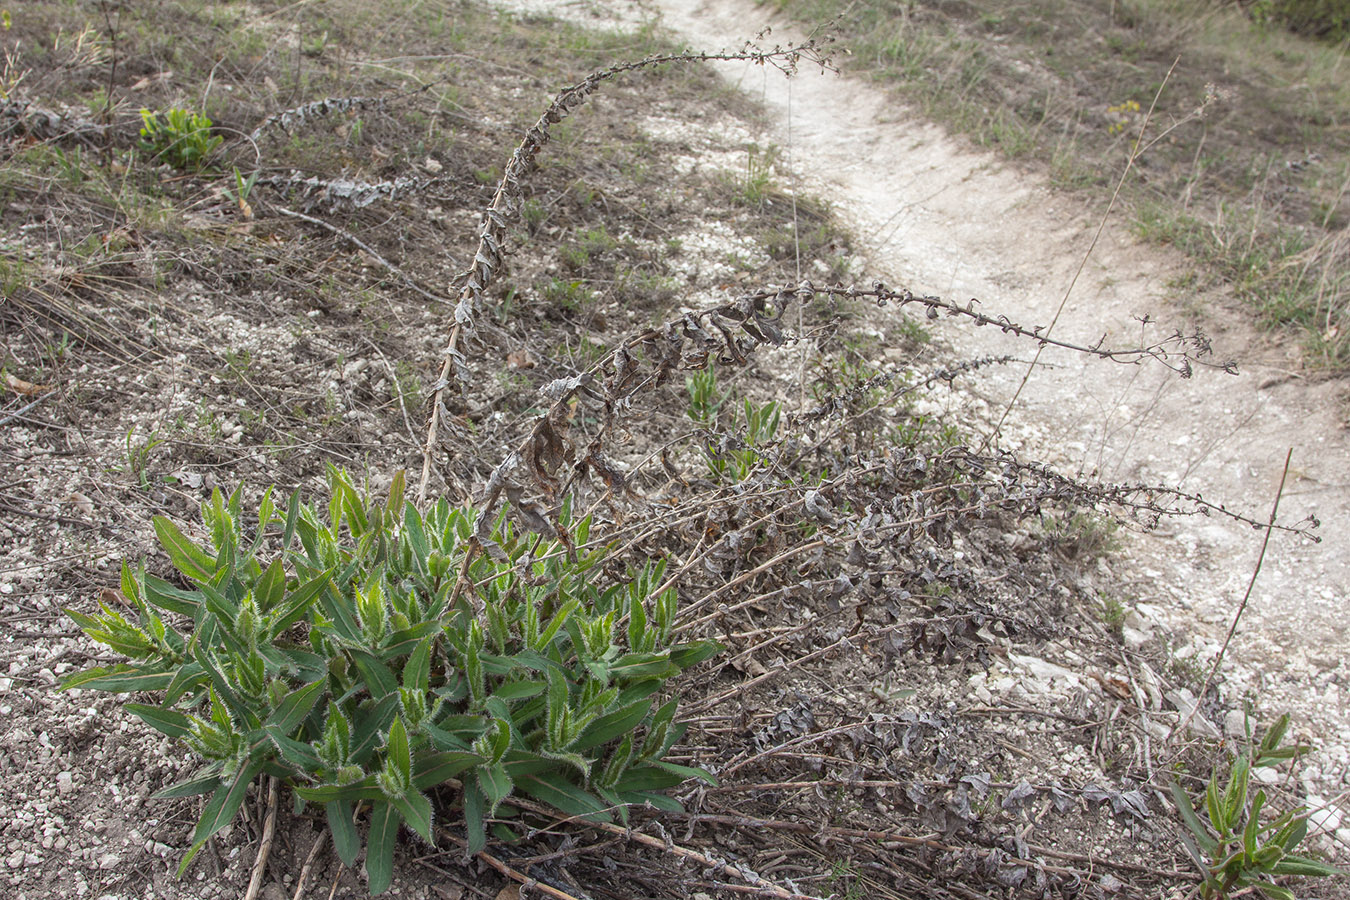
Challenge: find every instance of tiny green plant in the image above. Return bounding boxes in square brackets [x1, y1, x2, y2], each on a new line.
[1170, 713, 1345, 899]
[826, 858, 865, 900]
[730, 143, 778, 207]
[139, 107, 223, 171]
[703, 397, 781, 482]
[542, 277, 594, 312]
[120, 425, 164, 489]
[220, 167, 259, 218]
[685, 367, 727, 426]
[62, 468, 718, 894]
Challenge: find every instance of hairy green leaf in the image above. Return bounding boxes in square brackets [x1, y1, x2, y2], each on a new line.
[326, 799, 360, 867]
[365, 800, 399, 896]
[391, 790, 434, 843]
[412, 750, 483, 789]
[153, 515, 217, 583]
[1269, 854, 1347, 877]
[60, 665, 175, 693]
[126, 703, 194, 739]
[264, 679, 325, 735]
[517, 771, 609, 821]
[1169, 780, 1219, 854]
[152, 772, 223, 800]
[179, 758, 264, 877]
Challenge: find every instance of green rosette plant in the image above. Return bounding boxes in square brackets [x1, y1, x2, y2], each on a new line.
[138, 107, 223, 171]
[62, 467, 718, 894]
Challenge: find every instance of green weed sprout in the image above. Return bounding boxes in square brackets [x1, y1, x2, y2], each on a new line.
[685, 367, 727, 426]
[701, 396, 781, 482]
[220, 166, 259, 218]
[1170, 713, 1345, 899]
[62, 468, 718, 895]
[138, 107, 223, 171]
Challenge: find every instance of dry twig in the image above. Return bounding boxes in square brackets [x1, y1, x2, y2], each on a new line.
[243, 776, 280, 900]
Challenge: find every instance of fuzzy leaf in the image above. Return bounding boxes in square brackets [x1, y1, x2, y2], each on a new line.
[349, 650, 399, 699]
[402, 502, 429, 570]
[1169, 780, 1219, 854]
[463, 778, 487, 855]
[572, 700, 652, 752]
[1269, 854, 1347, 877]
[390, 790, 434, 843]
[491, 680, 546, 701]
[365, 800, 399, 896]
[143, 574, 203, 616]
[153, 772, 223, 800]
[402, 638, 432, 694]
[60, 665, 174, 693]
[479, 763, 514, 813]
[516, 772, 609, 821]
[264, 679, 325, 735]
[608, 652, 679, 681]
[350, 695, 402, 763]
[267, 573, 331, 637]
[326, 799, 360, 867]
[294, 777, 384, 804]
[669, 640, 721, 669]
[650, 759, 717, 786]
[255, 559, 286, 613]
[179, 758, 264, 877]
[153, 515, 217, 583]
[412, 750, 483, 790]
[611, 763, 687, 792]
[386, 717, 412, 791]
[265, 725, 321, 770]
[126, 703, 194, 739]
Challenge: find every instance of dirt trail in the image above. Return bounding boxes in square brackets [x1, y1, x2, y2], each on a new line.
[515, 0, 1350, 807]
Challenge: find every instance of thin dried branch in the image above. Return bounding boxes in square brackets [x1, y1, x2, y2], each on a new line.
[243, 776, 279, 900]
[289, 829, 328, 900]
[811, 282, 1234, 376]
[274, 205, 452, 305]
[262, 172, 436, 214]
[435, 828, 585, 900]
[248, 95, 388, 144]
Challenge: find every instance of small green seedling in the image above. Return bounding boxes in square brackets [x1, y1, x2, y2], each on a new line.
[220, 167, 259, 218]
[139, 107, 223, 171]
[685, 367, 727, 426]
[1170, 713, 1345, 899]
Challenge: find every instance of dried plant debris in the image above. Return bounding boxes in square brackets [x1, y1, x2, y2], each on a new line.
[248, 95, 390, 144]
[259, 172, 435, 213]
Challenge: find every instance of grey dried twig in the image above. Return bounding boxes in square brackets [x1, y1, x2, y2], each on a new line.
[274, 205, 451, 306]
[248, 95, 388, 144]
